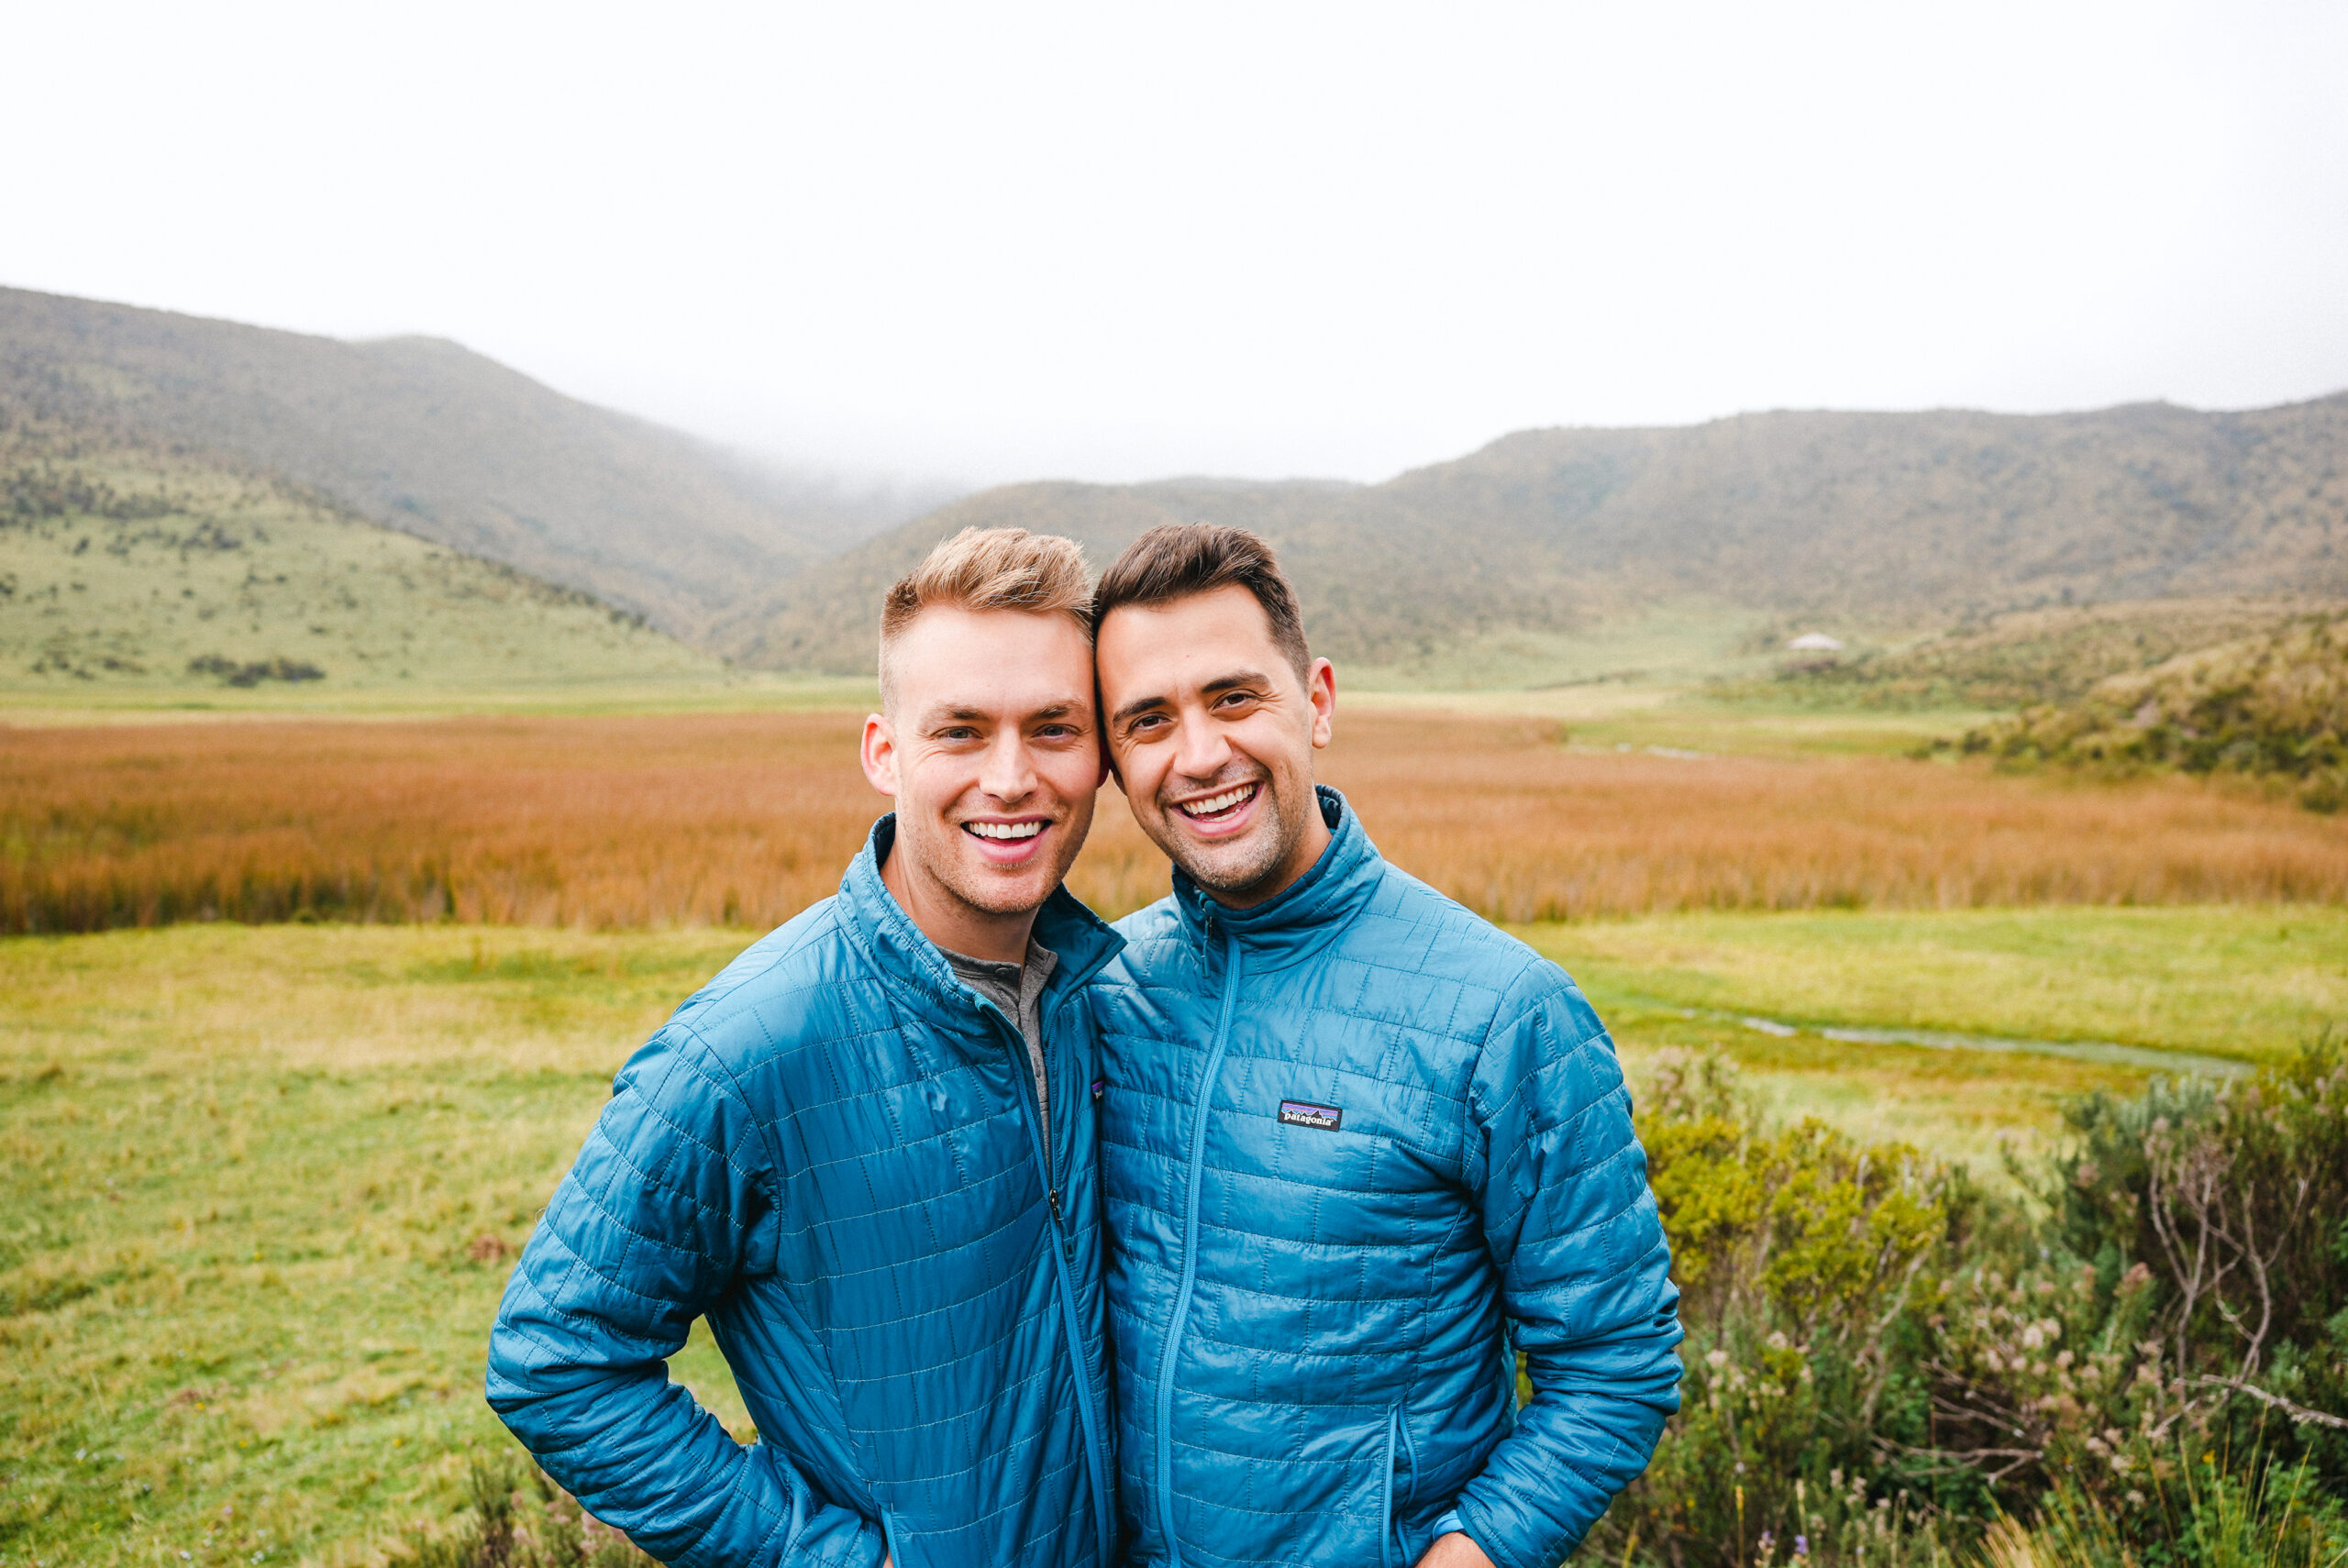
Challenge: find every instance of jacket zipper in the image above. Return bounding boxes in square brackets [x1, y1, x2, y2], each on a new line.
[1380, 1407, 1400, 1568]
[1151, 931, 1243, 1568]
[992, 994, 1114, 1567]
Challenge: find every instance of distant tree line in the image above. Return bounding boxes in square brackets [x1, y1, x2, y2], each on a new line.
[187, 654, 326, 687]
[4, 461, 183, 523]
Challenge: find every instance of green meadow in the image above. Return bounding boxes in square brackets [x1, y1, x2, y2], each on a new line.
[4, 902, 2337, 1565]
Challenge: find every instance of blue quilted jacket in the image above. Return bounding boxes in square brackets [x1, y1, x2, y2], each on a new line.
[487, 815, 1122, 1568]
[1094, 789, 1682, 1568]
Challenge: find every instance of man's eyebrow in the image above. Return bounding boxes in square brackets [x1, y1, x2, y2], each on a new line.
[924, 699, 1088, 726]
[1111, 693, 1170, 726]
[1112, 672, 1268, 725]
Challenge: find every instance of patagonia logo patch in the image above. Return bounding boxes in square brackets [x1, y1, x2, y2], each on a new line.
[1278, 1099, 1343, 1132]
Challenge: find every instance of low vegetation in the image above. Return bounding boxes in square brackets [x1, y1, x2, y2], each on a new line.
[1588, 1043, 2348, 1567]
[1951, 613, 2348, 812]
[8, 710, 2348, 938]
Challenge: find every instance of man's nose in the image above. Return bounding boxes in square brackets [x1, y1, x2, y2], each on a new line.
[980, 730, 1038, 802]
[1170, 711, 1233, 782]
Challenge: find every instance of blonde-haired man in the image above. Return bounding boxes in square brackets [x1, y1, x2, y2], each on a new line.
[490, 527, 1122, 1568]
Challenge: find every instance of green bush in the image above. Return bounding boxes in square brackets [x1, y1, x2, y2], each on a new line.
[1585, 1043, 2348, 1566]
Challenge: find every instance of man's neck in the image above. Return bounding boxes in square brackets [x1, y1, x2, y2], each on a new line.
[880, 846, 1038, 965]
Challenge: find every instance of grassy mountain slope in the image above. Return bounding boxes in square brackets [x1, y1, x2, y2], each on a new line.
[0, 288, 912, 643]
[1746, 596, 2334, 710]
[1955, 610, 2348, 809]
[743, 397, 2348, 674]
[0, 445, 719, 693]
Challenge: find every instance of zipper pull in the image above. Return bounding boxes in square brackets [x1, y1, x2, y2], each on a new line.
[1047, 1187, 1073, 1258]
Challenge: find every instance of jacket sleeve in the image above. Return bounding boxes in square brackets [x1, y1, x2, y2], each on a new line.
[1449, 967, 1685, 1568]
[485, 1024, 883, 1568]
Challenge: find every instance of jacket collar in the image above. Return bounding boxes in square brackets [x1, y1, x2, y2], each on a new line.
[836, 813, 1125, 1022]
[1171, 785, 1382, 971]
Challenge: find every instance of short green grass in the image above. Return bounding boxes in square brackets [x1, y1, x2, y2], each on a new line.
[0, 926, 756, 1568]
[1343, 598, 1784, 692]
[1523, 905, 2346, 1060]
[1524, 906, 2347, 1173]
[4, 909, 2334, 1563]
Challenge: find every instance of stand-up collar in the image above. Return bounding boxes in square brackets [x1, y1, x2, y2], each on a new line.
[1171, 786, 1383, 972]
[836, 814, 1125, 1021]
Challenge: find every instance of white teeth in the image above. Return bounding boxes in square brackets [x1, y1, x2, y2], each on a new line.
[966, 821, 1043, 841]
[1179, 784, 1256, 818]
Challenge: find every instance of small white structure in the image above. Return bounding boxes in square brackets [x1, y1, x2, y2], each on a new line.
[1785, 632, 1844, 652]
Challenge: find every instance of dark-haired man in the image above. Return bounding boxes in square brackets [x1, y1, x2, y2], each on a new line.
[488, 527, 1120, 1568]
[1090, 524, 1683, 1568]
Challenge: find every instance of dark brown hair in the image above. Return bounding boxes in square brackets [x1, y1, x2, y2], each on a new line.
[1091, 524, 1312, 679]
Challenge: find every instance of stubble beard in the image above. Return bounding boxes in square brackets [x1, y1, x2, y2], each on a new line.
[1158, 768, 1308, 903]
[902, 806, 1090, 921]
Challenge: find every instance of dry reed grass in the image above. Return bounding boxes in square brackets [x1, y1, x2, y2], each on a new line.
[4, 709, 2343, 935]
[1322, 712, 2348, 920]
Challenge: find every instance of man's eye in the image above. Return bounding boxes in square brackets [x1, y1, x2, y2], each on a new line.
[1216, 691, 1254, 709]
[939, 727, 980, 742]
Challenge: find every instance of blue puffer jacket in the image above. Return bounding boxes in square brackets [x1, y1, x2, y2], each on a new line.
[487, 816, 1122, 1568]
[1094, 789, 1683, 1568]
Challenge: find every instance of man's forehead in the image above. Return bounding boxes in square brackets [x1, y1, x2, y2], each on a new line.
[1099, 591, 1285, 688]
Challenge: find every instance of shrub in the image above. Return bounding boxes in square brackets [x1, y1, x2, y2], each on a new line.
[1591, 1043, 2348, 1566]
[394, 1455, 657, 1568]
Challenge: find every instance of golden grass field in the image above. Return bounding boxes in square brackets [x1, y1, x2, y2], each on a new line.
[7, 707, 2346, 935]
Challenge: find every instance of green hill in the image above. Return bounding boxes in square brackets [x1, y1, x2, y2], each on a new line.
[1953, 611, 2348, 810]
[0, 447, 720, 695]
[0, 288, 929, 645]
[1741, 596, 2335, 711]
[740, 398, 2348, 675]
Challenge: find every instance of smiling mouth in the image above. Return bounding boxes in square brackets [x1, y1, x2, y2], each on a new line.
[963, 820, 1046, 842]
[1175, 781, 1259, 823]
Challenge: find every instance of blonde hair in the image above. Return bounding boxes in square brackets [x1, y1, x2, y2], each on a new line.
[878, 526, 1093, 709]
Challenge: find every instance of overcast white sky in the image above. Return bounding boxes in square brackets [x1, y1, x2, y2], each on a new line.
[6, 2, 2345, 487]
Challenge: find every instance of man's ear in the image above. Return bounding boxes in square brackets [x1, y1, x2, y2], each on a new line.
[1306, 657, 1336, 749]
[859, 712, 900, 799]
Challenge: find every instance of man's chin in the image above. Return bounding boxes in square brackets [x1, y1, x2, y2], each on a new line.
[940, 854, 1073, 918]
[1166, 832, 1283, 902]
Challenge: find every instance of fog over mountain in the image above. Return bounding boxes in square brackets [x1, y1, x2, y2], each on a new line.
[738, 397, 2348, 670]
[0, 287, 951, 644]
[8, 287, 2342, 677]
